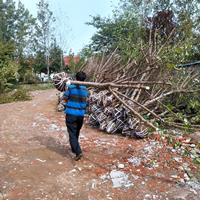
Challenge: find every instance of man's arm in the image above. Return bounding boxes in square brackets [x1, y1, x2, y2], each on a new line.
[85, 90, 90, 115]
[61, 89, 70, 106]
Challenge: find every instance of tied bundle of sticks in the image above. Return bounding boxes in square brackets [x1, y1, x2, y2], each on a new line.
[53, 36, 200, 138]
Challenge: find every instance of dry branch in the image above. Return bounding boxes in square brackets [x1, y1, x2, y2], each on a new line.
[109, 88, 157, 130]
[69, 80, 150, 90]
[114, 89, 162, 121]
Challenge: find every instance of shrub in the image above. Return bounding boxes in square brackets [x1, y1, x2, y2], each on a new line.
[0, 61, 19, 93]
[0, 88, 31, 104]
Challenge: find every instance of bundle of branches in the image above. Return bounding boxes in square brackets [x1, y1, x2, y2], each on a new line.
[53, 72, 71, 92]
[53, 40, 200, 137]
[53, 56, 199, 137]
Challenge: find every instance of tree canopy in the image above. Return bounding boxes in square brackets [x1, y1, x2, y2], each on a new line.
[0, 0, 64, 92]
[85, 0, 200, 63]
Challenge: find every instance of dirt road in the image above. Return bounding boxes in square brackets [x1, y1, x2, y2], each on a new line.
[0, 89, 199, 200]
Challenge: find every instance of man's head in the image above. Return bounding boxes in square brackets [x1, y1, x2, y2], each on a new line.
[76, 71, 86, 81]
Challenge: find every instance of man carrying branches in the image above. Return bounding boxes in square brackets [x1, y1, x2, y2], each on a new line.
[63, 71, 89, 161]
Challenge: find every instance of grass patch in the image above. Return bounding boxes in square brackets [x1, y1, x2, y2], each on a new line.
[18, 82, 54, 91]
[0, 88, 31, 104]
[0, 82, 54, 104]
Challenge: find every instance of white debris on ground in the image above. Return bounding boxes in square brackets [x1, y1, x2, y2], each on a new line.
[49, 124, 60, 131]
[117, 163, 125, 169]
[109, 170, 134, 188]
[35, 158, 46, 163]
[100, 170, 133, 189]
[35, 113, 49, 123]
[128, 157, 142, 166]
[93, 138, 117, 147]
[187, 179, 200, 191]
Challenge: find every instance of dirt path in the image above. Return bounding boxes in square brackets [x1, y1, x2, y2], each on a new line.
[0, 89, 199, 200]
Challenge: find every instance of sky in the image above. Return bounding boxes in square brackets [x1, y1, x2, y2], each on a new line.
[15, 0, 120, 54]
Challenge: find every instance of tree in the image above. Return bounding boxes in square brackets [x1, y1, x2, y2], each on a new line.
[87, 0, 200, 63]
[33, 40, 63, 75]
[36, 0, 55, 78]
[32, 51, 46, 74]
[121, 0, 200, 61]
[1, 0, 16, 42]
[87, 12, 141, 59]
[49, 39, 63, 73]
[0, 41, 19, 92]
[14, 1, 38, 83]
[15, 1, 36, 60]
[145, 10, 176, 43]
[0, 0, 5, 42]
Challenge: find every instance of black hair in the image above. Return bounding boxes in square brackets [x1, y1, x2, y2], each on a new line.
[76, 71, 86, 81]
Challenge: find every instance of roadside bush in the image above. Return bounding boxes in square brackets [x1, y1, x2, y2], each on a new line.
[0, 88, 31, 104]
[0, 61, 19, 93]
[22, 69, 40, 84]
[165, 93, 200, 126]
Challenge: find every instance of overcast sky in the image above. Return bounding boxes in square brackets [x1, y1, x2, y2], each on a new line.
[15, 0, 120, 54]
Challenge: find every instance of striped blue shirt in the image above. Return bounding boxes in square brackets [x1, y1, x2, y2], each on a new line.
[63, 84, 89, 116]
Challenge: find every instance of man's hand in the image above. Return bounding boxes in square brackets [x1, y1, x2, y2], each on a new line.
[84, 114, 89, 124]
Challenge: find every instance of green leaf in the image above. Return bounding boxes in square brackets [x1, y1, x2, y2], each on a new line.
[194, 158, 200, 164]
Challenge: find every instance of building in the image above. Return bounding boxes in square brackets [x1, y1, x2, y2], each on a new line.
[63, 55, 80, 66]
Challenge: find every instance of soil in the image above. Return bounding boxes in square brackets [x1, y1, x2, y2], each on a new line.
[0, 89, 199, 200]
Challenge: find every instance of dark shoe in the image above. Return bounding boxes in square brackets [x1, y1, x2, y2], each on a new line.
[74, 153, 83, 161]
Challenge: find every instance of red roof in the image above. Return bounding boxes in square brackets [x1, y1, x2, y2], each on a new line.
[64, 55, 80, 66]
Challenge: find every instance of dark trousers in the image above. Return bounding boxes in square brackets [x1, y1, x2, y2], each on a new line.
[65, 115, 84, 156]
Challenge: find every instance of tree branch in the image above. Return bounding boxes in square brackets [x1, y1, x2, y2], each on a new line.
[109, 87, 157, 130]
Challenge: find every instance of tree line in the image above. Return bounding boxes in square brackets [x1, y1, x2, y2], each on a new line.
[0, 0, 62, 92]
